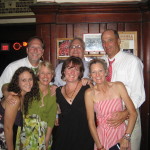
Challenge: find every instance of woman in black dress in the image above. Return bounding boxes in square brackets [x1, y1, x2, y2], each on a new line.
[52, 56, 94, 150]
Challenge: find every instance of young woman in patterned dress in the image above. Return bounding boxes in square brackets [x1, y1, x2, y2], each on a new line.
[2, 67, 39, 150]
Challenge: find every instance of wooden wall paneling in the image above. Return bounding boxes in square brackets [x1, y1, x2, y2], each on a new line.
[56, 24, 67, 38]
[88, 23, 100, 33]
[50, 24, 57, 67]
[57, 13, 141, 24]
[117, 23, 125, 31]
[141, 16, 150, 150]
[74, 24, 89, 38]
[42, 24, 51, 61]
[37, 24, 51, 62]
[67, 24, 74, 38]
[99, 23, 107, 33]
[106, 23, 118, 30]
[36, 24, 43, 37]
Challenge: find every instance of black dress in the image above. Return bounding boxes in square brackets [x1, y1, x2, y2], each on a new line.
[52, 85, 94, 150]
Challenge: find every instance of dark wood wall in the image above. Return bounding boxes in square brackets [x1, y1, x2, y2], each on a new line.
[31, 2, 150, 150]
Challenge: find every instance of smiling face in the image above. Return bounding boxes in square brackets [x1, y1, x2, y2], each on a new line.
[69, 39, 84, 58]
[64, 62, 80, 83]
[19, 71, 33, 95]
[90, 62, 107, 84]
[38, 65, 53, 86]
[26, 38, 44, 66]
[101, 30, 121, 59]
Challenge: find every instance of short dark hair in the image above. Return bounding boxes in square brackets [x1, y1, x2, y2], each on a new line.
[27, 36, 45, 49]
[61, 56, 84, 81]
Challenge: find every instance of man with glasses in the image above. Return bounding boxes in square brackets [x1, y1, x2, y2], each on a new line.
[54, 37, 90, 87]
[0, 36, 44, 98]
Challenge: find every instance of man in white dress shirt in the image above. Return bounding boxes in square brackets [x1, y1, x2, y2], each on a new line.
[0, 36, 44, 98]
[54, 37, 89, 87]
[101, 29, 145, 150]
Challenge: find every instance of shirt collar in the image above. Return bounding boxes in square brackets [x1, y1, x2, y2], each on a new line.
[107, 50, 123, 61]
[26, 56, 41, 68]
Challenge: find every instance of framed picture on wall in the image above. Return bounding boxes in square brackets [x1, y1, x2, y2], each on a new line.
[83, 33, 105, 57]
[57, 38, 73, 59]
[118, 31, 137, 56]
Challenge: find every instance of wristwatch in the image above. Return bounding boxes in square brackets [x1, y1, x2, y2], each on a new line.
[123, 133, 131, 141]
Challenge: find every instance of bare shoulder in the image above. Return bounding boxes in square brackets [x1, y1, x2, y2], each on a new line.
[85, 87, 94, 96]
[85, 87, 92, 94]
[114, 81, 124, 86]
[113, 81, 126, 91]
[5, 95, 21, 108]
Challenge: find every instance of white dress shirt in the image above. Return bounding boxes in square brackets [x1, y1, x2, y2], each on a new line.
[102, 51, 145, 109]
[0, 57, 38, 98]
[54, 59, 89, 87]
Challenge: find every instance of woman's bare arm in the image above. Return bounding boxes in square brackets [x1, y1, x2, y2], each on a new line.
[85, 88, 104, 149]
[4, 96, 20, 150]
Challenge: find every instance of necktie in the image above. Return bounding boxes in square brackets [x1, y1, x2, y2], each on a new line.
[106, 59, 115, 82]
[31, 67, 38, 75]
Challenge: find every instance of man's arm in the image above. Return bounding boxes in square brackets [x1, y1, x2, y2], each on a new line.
[53, 63, 66, 87]
[129, 59, 145, 109]
[0, 65, 13, 98]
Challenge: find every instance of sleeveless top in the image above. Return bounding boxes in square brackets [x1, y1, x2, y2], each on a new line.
[94, 98, 127, 150]
[0, 102, 23, 150]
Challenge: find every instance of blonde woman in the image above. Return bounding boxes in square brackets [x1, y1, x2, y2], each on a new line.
[19, 61, 57, 150]
[85, 59, 137, 150]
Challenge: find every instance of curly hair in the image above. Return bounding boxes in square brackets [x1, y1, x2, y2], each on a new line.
[8, 67, 40, 115]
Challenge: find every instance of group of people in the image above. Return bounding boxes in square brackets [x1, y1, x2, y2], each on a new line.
[0, 29, 145, 150]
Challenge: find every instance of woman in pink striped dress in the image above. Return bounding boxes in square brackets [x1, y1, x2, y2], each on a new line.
[85, 59, 137, 150]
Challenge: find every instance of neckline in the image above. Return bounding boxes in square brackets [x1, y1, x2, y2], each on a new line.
[64, 81, 79, 104]
[61, 85, 83, 105]
[94, 98, 121, 104]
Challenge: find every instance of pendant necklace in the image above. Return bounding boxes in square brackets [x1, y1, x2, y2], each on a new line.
[64, 81, 79, 103]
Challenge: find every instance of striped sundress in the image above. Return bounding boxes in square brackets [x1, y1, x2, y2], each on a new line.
[94, 98, 129, 150]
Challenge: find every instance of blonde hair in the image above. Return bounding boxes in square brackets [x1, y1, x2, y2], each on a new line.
[89, 58, 108, 75]
[38, 61, 55, 76]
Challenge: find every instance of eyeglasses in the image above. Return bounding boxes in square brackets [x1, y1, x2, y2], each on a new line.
[70, 45, 82, 49]
[28, 46, 43, 51]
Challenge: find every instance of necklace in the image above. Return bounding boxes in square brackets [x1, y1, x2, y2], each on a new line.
[64, 81, 79, 103]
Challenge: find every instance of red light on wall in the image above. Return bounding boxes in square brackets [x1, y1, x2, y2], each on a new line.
[23, 42, 27, 47]
[1, 43, 9, 51]
[13, 42, 22, 50]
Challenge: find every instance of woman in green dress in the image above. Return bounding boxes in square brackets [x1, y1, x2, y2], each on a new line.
[19, 61, 57, 150]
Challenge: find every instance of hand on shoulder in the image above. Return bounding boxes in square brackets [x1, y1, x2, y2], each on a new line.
[5, 94, 20, 108]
